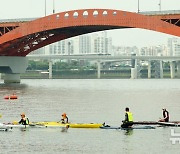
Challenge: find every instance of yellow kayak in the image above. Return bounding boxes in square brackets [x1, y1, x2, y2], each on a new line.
[69, 123, 102, 128]
[33, 121, 68, 128]
[13, 121, 103, 128]
[32, 122, 102, 128]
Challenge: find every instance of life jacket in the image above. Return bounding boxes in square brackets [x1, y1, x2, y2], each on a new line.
[127, 112, 133, 122]
[26, 118, 29, 125]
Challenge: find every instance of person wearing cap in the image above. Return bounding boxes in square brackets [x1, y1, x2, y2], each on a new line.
[61, 113, 68, 124]
[19, 113, 29, 125]
[159, 108, 169, 122]
[121, 107, 134, 128]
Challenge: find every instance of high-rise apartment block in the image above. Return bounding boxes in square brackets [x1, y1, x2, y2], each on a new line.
[32, 31, 112, 55]
[168, 38, 180, 56]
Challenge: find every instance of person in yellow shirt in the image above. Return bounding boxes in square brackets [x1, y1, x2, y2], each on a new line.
[121, 107, 133, 128]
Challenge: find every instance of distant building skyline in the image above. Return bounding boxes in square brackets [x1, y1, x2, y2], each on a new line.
[31, 36, 180, 57]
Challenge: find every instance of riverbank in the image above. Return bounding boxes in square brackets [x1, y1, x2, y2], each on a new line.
[20, 69, 174, 79]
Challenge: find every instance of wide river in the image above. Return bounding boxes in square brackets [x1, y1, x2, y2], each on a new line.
[0, 79, 180, 153]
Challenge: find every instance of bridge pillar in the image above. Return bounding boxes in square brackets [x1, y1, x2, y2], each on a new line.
[131, 68, 137, 79]
[131, 55, 137, 79]
[0, 56, 28, 83]
[4, 74, 20, 83]
[148, 61, 151, 79]
[97, 61, 101, 79]
[177, 61, 180, 78]
[49, 60, 53, 79]
[170, 61, 176, 79]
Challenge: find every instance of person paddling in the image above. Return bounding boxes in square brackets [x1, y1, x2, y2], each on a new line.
[61, 113, 68, 124]
[19, 112, 29, 125]
[159, 108, 169, 122]
[121, 107, 134, 128]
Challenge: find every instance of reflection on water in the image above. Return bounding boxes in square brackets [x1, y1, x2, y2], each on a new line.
[0, 79, 180, 153]
[124, 129, 134, 136]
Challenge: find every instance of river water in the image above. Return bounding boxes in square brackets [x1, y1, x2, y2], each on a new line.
[0, 79, 180, 153]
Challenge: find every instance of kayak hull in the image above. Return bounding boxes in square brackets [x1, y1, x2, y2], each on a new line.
[0, 123, 12, 131]
[157, 122, 180, 127]
[32, 122, 102, 128]
[69, 123, 102, 128]
[100, 125, 156, 129]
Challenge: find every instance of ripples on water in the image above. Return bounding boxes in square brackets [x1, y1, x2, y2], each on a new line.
[0, 79, 180, 153]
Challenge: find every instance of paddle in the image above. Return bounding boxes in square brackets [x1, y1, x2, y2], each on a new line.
[0, 114, 2, 118]
[12, 121, 18, 125]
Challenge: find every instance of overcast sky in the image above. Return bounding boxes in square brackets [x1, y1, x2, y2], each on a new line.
[0, 0, 180, 47]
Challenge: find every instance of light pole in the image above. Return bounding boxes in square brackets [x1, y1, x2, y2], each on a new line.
[53, 0, 55, 14]
[45, 0, 46, 16]
[159, 0, 161, 12]
[138, 0, 140, 13]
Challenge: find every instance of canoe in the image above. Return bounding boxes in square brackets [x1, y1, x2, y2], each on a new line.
[32, 122, 68, 128]
[100, 125, 156, 130]
[157, 122, 180, 127]
[69, 123, 102, 128]
[0, 123, 12, 131]
[32, 121, 102, 128]
[4, 124, 30, 128]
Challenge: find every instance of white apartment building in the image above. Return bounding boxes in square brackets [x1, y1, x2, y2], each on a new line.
[92, 31, 112, 54]
[168, 38, 180, 56]
[112, 46, 139, 56]
[32, 31, 112, 55]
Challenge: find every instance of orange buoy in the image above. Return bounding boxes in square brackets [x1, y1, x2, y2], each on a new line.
[4, 94, 18, 100]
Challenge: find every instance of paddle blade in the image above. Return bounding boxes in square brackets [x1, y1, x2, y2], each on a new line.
[12, 121, 18, 125]
[0, 114, 2, 118]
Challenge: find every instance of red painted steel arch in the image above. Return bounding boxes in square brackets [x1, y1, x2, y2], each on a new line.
[0, 9, 180, 56]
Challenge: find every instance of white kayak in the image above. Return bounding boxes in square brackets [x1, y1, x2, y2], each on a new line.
[0, 123, 12, 131]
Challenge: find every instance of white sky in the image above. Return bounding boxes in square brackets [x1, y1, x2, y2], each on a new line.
[0, 0, 180, 47]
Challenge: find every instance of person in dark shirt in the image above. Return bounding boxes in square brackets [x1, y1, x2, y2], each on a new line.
[61, 113, 68, 124]
[159, 108, 169, 122]
[19, 112, 29, 125]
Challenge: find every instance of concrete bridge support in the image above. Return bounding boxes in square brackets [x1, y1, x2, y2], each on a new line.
[177, 61, 180, 78]
[170, 61, 176, 79]
[131, 68, 137, 79]
[131, 55, 137, 79]
[49, 60, 53, 79]
[4, 74, 21, 83]
[97, 61, 101, 79]
[148, 61, 151, 79]
[0, 56, 28, 83]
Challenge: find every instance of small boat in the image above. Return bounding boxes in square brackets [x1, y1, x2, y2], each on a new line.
[31, 121, 102, 128]
[4, 94, 18, 100]
[69, 123, 102, 128]
[32, 121, 68, 128]
[0, 123, 12, 131]
[100, 125, 156, 130]
[157, 122, 180, 127]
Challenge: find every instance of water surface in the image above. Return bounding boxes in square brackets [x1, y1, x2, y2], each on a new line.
[0, 79, 180, 153]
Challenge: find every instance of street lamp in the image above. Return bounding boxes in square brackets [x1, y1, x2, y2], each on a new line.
[138, 0, 140, 13]
[53, 0, 55, 14]
[159, 0, 161, 12]
[45, 0, 46, 16]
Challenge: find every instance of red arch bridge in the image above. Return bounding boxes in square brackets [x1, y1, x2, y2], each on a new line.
[0, 9, 180, 83]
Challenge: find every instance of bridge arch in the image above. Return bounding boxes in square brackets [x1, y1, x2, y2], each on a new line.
[0, 9, 180, 56]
